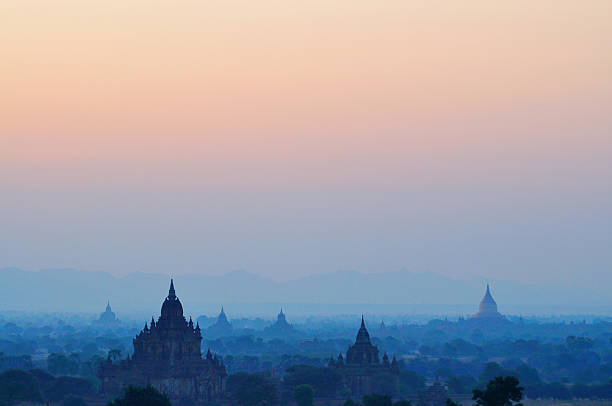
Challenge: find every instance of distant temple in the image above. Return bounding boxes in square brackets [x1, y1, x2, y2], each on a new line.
[378, 320, 388, 337]
[472, 284, 505, 320]
[95, 301, 119, 326]
[98, 280, 226, 404]
[417, 378, 448, 406]
[264, 308, 296, 336]
[206, 307, 233, 337]
[330, 317, 399, 397]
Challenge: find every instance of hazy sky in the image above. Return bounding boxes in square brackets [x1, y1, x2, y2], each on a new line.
[1, 1, 611, 286]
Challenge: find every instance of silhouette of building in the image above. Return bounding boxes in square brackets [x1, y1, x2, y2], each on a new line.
[98, 280, 226, 404]
[206, 307, 233, 337]
[378, 320, 388, 337]
[330, 316, 399, 397]
[264, 308, 296, 336]
[417, 378, 448, 406]
[472, 284, 505, 320]
[95, 301, 119, 326]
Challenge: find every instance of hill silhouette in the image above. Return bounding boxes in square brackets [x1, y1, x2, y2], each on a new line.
[1, 267, 609, 315]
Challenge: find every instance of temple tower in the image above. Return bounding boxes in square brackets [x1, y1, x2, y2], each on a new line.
[473, 284, 505, 319]
[333, 316, 399, 397]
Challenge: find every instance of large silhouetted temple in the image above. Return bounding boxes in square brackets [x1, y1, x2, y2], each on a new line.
[330, 316, 399, 397]
[98, 280, 226, 404]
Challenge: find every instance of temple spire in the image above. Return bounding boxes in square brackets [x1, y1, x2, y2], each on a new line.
[169, 279, 176, 299]
[483, 283, 494, 302]
[356, 315, 371, 343]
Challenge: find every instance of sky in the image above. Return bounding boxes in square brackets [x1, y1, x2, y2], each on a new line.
[1, 0, 611, 287]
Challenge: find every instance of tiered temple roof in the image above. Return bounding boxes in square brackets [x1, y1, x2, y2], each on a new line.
[331, 316, 399, 397]
[206, 306, 233, 337]
[96, 301, 118, 325]
[98, 280, 226, 402]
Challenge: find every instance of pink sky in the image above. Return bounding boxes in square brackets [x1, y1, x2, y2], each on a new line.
[1, 0, 611, 284]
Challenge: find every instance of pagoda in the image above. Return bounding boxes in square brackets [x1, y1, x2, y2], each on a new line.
[331, 316, 399, 397]
[98, 280, 226, 404]
[472, 284, 505, 320]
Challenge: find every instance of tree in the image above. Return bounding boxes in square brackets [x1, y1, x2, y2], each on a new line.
[106, 385, 171, 406]
[48, 353, 80, 375]
[541, 382, 570, 400]
[472, 376, 523, 406]
[108, 349, 122, 363]
[362, 394, 392, 406]
[571, 382, 590, 399]
[339, 387, 352, 399]
[80, 355, 105, 379]
[46, 376, 94, 402]
[446, 400, 461, 406]
[478, 363, 510, 387]
[284, 365, 342, 397]
[512, 365, 541, 387]
[447, 375, 477, 394]
[0, 369, 43, 405]
[393, 400, 412, 406]
[28, 368, 56, 392]
[293, 384, 314, 406]
[227, 372, 278, 406]
[63, 395, 87, 406]
[566, 336, 593, 351]
[398, 370, 425, 396]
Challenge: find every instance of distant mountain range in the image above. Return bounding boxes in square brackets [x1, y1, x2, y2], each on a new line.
[0, 267, 610, 316]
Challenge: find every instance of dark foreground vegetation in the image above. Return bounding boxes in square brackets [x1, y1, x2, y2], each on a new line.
[99, 374, 526, 406]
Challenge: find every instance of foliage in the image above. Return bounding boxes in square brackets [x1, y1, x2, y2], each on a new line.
[338, 387, 352, 399]
[227, 372, 278, 406]
[48, 353, 80, 375]
[398, 370, 426, 396]
[46, 376, 94, 401]
[108, 349, 122, 362]
[106, 385, 172, 406]
[478, 363, 511, 387]
[447, 375, 477, 394]
[0, 369, 43, 405]
[446, 400, 461, 406]
[63, 394, 87, 406]
[80, 354, 105, 379]
[472, 376, 523, 406]
[3, 313, 612, 402]
[362, 393, 392, 406]
[293, 384, 314, 406]
[566, 336, 594, 351]
[29, 368, 56, 389]
[512, 364, 541, 387]
[393, 400, 412, 406]
[343, 399, 360, 406]
[284, 365, 342, 397]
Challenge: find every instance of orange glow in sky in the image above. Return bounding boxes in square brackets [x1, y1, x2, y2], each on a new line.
[1, 1, 611, 281]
